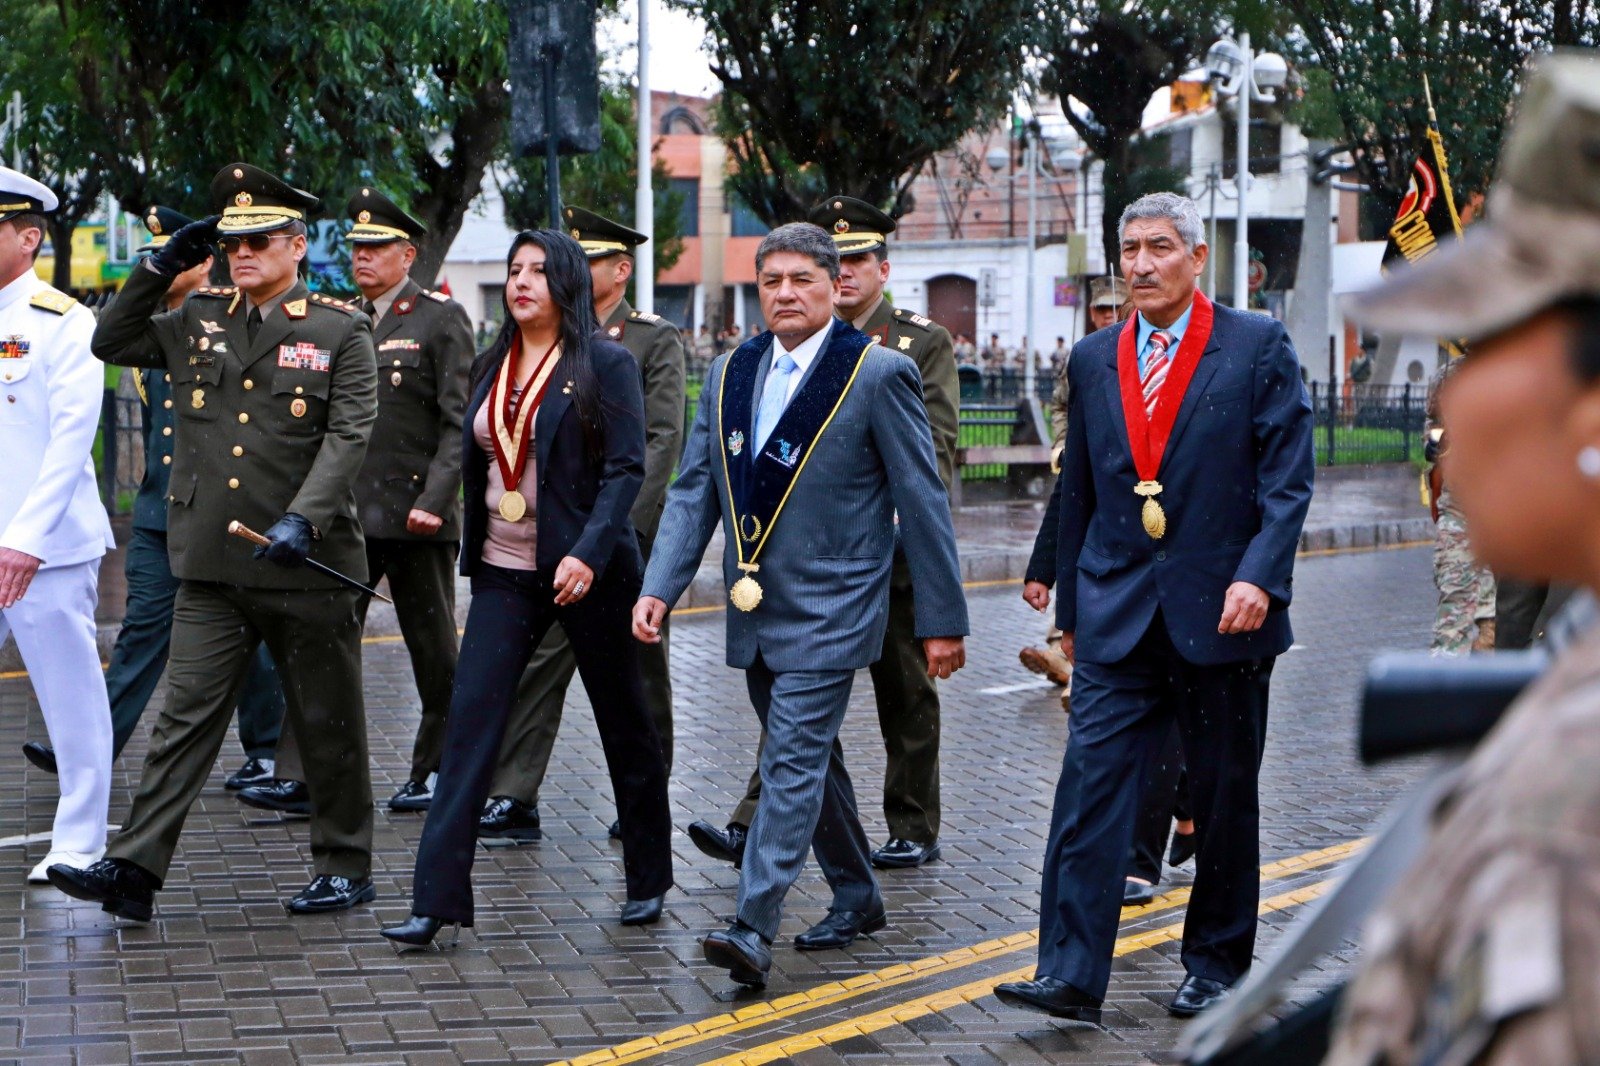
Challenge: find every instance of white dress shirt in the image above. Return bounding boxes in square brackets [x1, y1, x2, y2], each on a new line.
[770, 317, 834, 406]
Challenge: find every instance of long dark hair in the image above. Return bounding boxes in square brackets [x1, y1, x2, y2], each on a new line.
[472, 229, 606, 463]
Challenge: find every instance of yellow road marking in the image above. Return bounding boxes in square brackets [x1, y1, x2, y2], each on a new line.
[704, 878, 1336, 1066]
[552, 839, 1362, 1065]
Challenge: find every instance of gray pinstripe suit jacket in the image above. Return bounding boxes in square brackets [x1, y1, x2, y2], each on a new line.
[642, 320, 969, 673]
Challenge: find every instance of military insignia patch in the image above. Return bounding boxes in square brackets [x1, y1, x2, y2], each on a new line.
[608, 326, 622, 338]
[834, 219, 849, 233]
[898, 336, 913, 351]
[200, 320, 226, 334]
[146, 213, 162, 235]
[357, 210, 372, 224]
[290, 398, 308, 418]
[771, 439, 803, 468]
[235, 191, 253, 207]
[0, 335, 29, 358]
[277, 342, 332, 371]
[727, 429, 744, 456]
[425, 290, 449, 303]
[198, 337, 211, 352]
[213, 343, 227, 354]
[377, 339, 421, 352]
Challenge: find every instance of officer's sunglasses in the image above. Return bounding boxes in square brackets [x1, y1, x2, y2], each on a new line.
[216, 233, 296, 254]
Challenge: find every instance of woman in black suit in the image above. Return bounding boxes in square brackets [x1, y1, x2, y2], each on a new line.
[382, 230, 672, 946]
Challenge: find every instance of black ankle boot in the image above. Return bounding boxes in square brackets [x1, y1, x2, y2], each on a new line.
[380, 915, 462, 949]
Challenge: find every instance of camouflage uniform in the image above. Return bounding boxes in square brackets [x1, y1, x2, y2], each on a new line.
[1426, 359, 1495, 655]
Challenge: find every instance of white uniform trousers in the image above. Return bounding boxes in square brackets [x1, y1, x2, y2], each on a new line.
[0, 560, 111, 854]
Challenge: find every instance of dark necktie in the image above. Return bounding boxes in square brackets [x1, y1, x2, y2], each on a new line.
[247, 306, 262, 344]
[362, 300, 377, 319]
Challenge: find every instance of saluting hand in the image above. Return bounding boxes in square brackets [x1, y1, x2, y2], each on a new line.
[405, 509, 444, 536]
[632, 596, 668, 643]
[1218, 581, 1270, 634]
[924, 636, 966, 680]
[0, 547, 41, 609]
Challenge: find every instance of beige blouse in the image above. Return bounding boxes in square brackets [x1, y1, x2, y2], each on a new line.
[473, 387, 538, 571]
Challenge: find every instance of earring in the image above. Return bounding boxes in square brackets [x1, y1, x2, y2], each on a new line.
[1580, 446, 1600, 480]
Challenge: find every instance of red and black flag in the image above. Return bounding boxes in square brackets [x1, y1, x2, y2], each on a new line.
[1382, 87, 1464, 270]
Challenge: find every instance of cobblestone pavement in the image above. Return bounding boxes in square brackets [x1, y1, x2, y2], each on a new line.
[0, 545, 1436, 1064]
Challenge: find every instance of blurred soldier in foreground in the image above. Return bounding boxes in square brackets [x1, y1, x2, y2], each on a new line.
[1330, 50, 1600, 1063]
[53, 164, 378, 920]
[1423, 356, 1496, 654]
[1020, 275, 1130, 707]
[0, 167, 114, 884]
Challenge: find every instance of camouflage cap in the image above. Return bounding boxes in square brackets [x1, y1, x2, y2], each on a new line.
[1347, 51, 1600, 341]
[1089, 276, 1130, 308]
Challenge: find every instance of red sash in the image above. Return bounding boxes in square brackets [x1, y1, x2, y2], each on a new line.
[488, 335, 562, 493]
[1116, 291, 1215, 482]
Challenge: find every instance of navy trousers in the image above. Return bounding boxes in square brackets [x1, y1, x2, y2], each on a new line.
[104, 526, 283, 760]
[1038, 616, 1273, 999]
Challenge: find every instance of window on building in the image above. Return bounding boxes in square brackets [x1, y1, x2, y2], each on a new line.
[729, 192, 768, 238]
[1167, 128, 1193, 173]
[1221, 119, 1283, 178]
[672, 178, 700, 237]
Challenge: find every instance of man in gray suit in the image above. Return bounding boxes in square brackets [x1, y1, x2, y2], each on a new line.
[634, 223, 969, 986]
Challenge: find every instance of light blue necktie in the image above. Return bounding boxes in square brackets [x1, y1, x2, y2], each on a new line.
[754, 353, 798, 452]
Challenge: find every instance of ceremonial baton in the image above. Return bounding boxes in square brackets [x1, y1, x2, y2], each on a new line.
[227, 521, 393, 604]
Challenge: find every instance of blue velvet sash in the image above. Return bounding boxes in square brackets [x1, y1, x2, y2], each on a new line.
[717, 320, 873, 568]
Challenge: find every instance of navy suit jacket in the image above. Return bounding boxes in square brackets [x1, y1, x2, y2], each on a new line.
[460, 337, 646, 583]
[643, 320, 968, 672]
[1043, 301, 1313, 666]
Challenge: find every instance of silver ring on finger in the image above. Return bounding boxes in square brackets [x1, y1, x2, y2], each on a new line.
[573, 581, 586, 595]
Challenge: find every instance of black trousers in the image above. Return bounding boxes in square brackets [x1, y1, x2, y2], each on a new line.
[410, 562, 673, 924]
[1037, 615, 1273, 999]
[1126, 722, 1190, 885]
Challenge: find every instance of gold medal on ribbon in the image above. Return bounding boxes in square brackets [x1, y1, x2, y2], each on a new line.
[1134, 480, 1166, 539]
[730, 564, 763, 612]
[498, 489, 527, 522]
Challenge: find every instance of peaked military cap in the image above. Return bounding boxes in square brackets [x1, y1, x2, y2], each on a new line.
[564, 206, 647, 259]
[210, 162, 320, 236]
[345, 186, 426, 244]
[1348, 51, 1600, 341]
[137, 205, 196, 254]
[0, 165, 57, 224]
[1089, 276, 1130, 308]
[808, 194, 896, 256]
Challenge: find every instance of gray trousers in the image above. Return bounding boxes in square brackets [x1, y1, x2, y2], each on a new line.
[737, 655, 881, 942]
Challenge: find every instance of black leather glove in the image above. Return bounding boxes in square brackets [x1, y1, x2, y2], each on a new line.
[254, 513, 314, 567]
[147, 215, 221, 277]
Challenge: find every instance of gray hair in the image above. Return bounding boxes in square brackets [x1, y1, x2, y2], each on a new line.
[755, 222, 840, 279]
[1118, 192, 1205, 251]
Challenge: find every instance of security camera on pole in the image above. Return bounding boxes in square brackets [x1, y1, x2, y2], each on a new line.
[1204, 34, 1288, 311]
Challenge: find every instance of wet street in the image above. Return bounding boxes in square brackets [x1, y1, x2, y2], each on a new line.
[0, 544, 1436, 1064]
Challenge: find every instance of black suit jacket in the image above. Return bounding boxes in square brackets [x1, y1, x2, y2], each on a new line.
[460, 337, 646, 582]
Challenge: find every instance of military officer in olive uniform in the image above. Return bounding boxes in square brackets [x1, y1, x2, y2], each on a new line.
[23, 206, 288, 794]
[242, 188, 469, 817]
[50, 164, 379, 921]
[478, 206, 685, 842]
[686, 196, 960, 870]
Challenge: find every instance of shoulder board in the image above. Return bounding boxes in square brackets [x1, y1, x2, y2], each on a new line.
[309, 292, 359, 314]
[424, 289, 450, 303]
[28, 288, 77, 315]
[629, 310, 664, 324]
[893, 308, 935, 330]
[192, 286, 238, 299]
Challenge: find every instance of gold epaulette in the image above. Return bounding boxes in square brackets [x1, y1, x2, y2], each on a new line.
[424, 289, 450, 303]
[893, 307, 935, 330]
[192, 286, 238, 299]
[309, 292, 359, 314]
[630, 310, 664, 324]
[28, 288, 77, 315]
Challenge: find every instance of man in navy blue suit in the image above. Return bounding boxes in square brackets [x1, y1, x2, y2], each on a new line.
[996, 192, 1314, 1023]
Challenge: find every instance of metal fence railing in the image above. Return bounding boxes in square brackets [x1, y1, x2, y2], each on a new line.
[1308, 381, 1426, 466]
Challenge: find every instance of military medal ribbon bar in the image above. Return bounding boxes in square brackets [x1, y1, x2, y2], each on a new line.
[489, 336, 561, 523]
[1115, 290, 1215, 539]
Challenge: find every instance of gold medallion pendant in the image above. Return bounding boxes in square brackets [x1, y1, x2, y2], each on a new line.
[1134, 480, 1166, 539]
[730, 563, 763, 612]
[498, 489, 527, 522]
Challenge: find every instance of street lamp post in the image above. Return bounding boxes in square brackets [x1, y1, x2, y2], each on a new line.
[634, 0, 654, 314]
[1205, 34, 1287, 310]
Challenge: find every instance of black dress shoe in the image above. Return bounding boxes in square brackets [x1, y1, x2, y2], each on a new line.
[46, 858, 159, 922]
[387, 777, 435, 812]
[620, 893, 665, 926]
[286, 874, 376, 914]
[1167, 830, 1198, 867]
[21, 742, 57, 775]
[702, 923, 772, 987]
[380, 914, 462, 949]
[1169, 974, 1232, 1017]
[687, 820, 747, 869]
[795, 905, 888, 950]
[238, 779, 311, 816]
[478, 796, 542, 842]
[608, 818, 622, 840]
[870, 838, 942, 869]
[993, 976, 1103, 1024]
[1123, 879, 1158, 907]
[224, 757, 275, 790]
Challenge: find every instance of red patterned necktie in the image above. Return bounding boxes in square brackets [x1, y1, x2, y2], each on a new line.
[1141, 330, 1174, 418]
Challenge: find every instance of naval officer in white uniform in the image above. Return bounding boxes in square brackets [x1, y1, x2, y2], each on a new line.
[0, 167, 114, 883]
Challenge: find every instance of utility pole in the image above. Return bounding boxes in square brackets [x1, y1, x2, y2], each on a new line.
[1233, 30, 1252, 310]
[634, 0, 654, 314]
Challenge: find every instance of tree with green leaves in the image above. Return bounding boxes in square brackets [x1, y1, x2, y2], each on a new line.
[502, 75, 686, 276]
[1287, 0, 1598, 231]
[680, 0, 1035, 224]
